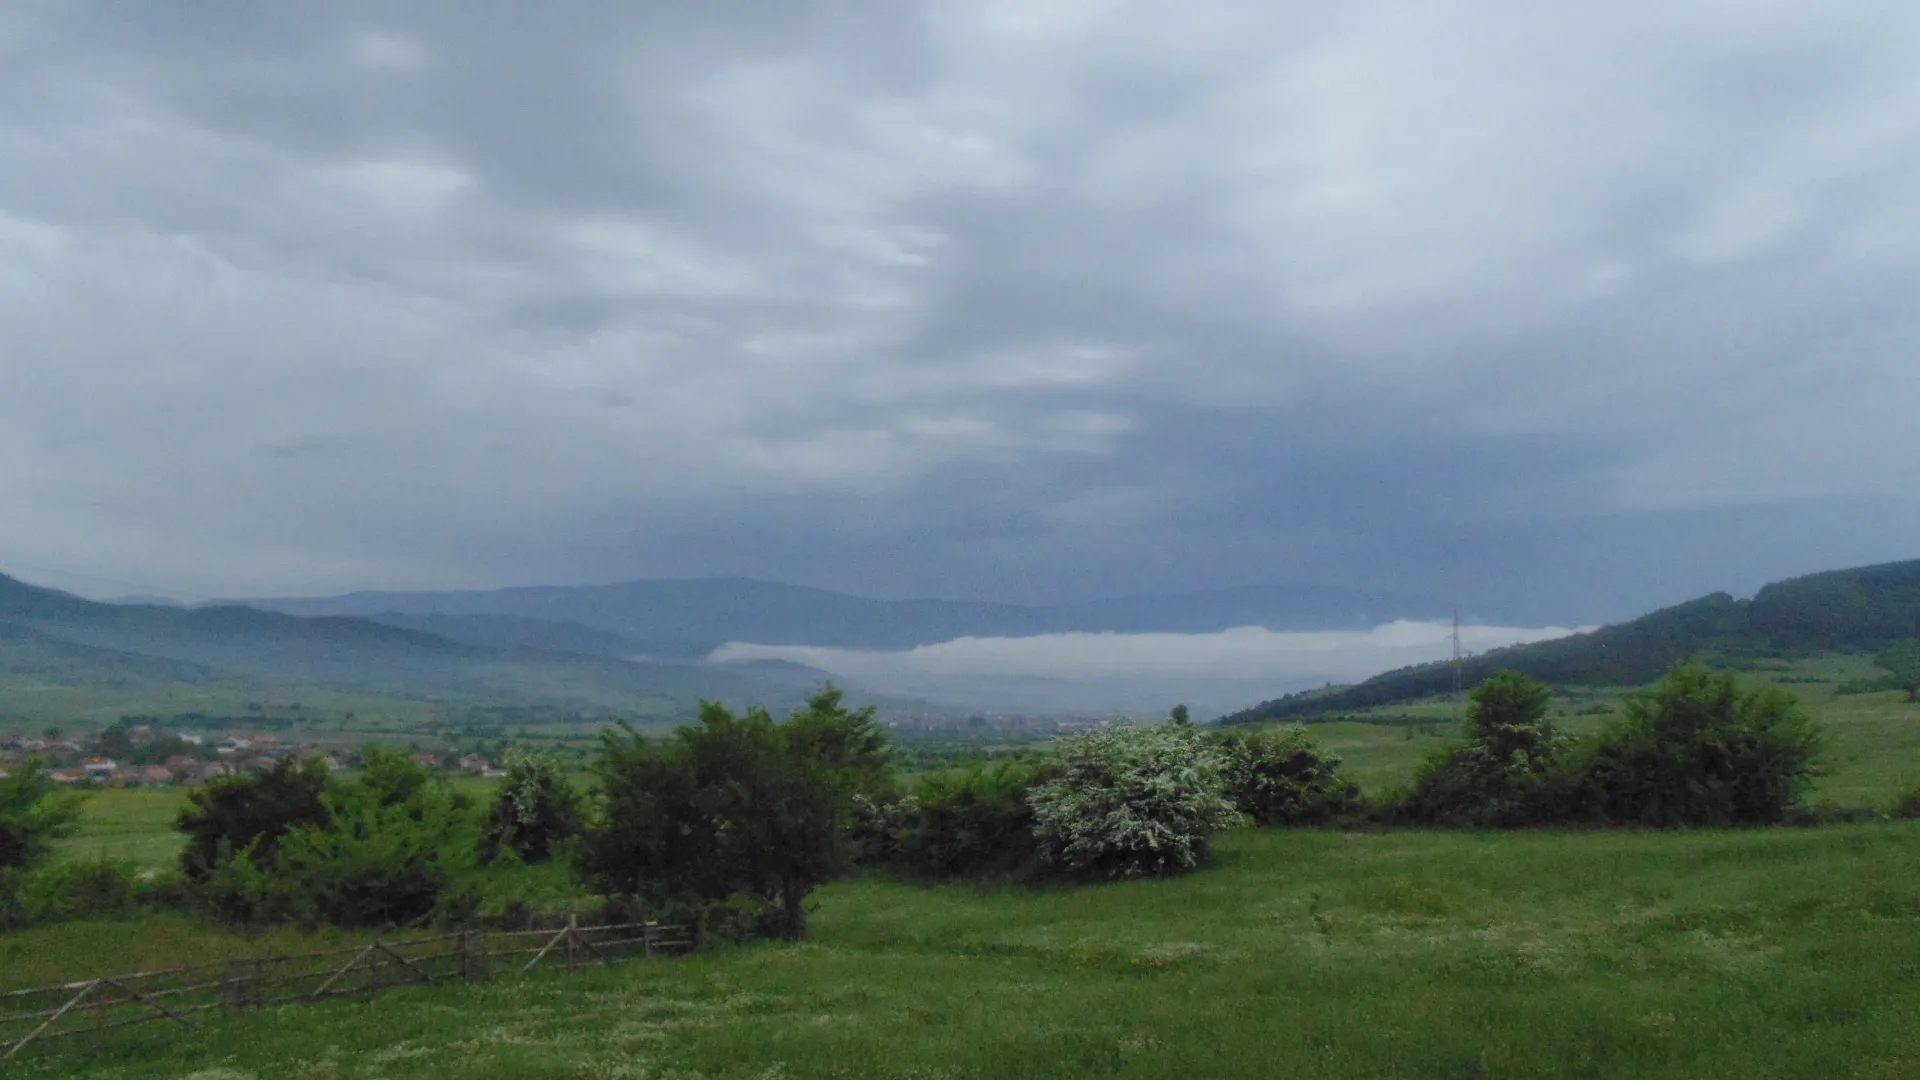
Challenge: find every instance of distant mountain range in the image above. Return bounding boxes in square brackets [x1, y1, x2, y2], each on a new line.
[0, 573, 834, 724]
[246, 578, 1456, 660]
[1225, 558, 1920, 722]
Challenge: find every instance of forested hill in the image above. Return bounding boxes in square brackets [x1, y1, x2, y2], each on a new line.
[1224, 558, 1920, 723]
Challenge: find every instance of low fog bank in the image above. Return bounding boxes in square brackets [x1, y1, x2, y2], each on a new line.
[711, 620, 1581, 717]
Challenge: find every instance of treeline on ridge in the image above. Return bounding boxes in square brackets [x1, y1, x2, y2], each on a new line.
[1228, 558, 1920, 723]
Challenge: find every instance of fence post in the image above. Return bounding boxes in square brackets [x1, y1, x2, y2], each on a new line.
[460, 930, 489, 983]
[223, 959, 261, 1011]
[565, 914, 578, 973]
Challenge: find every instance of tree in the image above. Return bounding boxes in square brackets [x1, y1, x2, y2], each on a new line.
[275, 755, 478, 928]
[1463, 671, 1557, 770]
[1394, 671, 1561, 826]
[0, 758, 81, 874]
[1027, 726, 1242, 880]
[480, 748, 582, 864]
[1575, 664, 1820, 826]
[781, 684, 894, 797]
[177, 757, 331, 881]
[1170, 705, 1191, 727]
[1878, 640, 1920, 702]
[576, 690, 886, 941]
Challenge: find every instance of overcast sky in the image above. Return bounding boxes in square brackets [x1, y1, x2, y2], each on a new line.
[4, 1, 1920, 622]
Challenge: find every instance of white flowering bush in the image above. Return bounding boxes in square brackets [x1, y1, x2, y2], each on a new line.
[1028, 726, 1244, 880]
[481, 748, 582, 864]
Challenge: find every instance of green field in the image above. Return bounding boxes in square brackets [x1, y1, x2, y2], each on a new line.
[13, 666, 1920, 1076]
[55, 788, 188, 871]
[13, 824, 1920, 1078]
[44, 672, 1920, 879]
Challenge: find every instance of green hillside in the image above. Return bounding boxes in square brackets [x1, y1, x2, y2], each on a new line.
[0, 572, 837, 730]
[1226, 559, 1920, 722]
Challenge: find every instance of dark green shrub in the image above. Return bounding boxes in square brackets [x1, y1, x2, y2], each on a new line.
[577, 690, 885, 942]
[13, 857, 144, 923]
[273, 751, 479, 929]
[1393, 672, 1564, 827]
[877, 759, 1054, 880]
[1210, 726, 1360, 826]
[1, 757, 82, 874]
[177, 757, 331, 881]
[1570, 665, 1821, 826]
[185, 748, 482, 928]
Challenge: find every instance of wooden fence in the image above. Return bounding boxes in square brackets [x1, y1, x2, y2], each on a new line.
[0, 918, 693, 1067]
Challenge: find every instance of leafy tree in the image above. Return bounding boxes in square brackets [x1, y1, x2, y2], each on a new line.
[781, 684, 894, 797]
[356, 744, 433, 808]
[1878, 640, 1920, 702]
[1394, 671, 1562, 827]
[1573, 664, 1820, 826]
[577, 691, 886, 941]
[1463, 671, 1558, 770]
[1210, 726, 1359, 826]
[480, 748, 582, 864]
[275, 757, 479, 928]
[186, 750, 481, 928]
[1170, 705, 1191, 727]
[1027, 726, 1242, 880]
[0, 757, 82, 874]
[177, 757, 331, 882]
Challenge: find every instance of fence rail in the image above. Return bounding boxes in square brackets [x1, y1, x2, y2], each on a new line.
[0, 918, 693, 1066]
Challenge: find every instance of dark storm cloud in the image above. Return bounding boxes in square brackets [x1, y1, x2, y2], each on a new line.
[2, 1, 1918, 618]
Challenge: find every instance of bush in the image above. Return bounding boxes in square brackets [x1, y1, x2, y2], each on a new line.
[1, 757, 82, 874]
[1027, 726, 1242, 880]
[275, 753, 481, 929]
[480, 748, 582, 865]
[1392, 671, 1564, 827]
[184, 747, 483, 928]
[12, 858, 145, 923]
[1569, 665, 1821, 826]
[576, 691, 886, 942]
[177, 757, 331, 881]
[1210, 726, 1360, 826]
[860, 759, 1054, 881]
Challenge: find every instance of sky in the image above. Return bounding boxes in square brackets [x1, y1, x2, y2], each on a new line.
[5, 1, 1920, 625]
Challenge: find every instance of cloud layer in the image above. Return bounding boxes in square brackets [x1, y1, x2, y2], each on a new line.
[4, 3, 1920, 618]
[714, 620, 1580, 715]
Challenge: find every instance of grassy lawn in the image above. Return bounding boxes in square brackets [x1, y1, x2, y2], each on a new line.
[17, 824, 1920, 1078]
[56, 787, 189, 872]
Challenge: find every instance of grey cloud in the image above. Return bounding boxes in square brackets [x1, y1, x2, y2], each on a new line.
[2, 2, 1918, 616]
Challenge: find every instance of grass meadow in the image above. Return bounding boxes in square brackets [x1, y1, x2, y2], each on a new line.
[15, 672, 1920, 1077]
[13, 824, 1920, 1078]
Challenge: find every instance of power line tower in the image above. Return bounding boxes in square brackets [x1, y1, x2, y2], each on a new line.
[1451, 610, 1464, 702]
